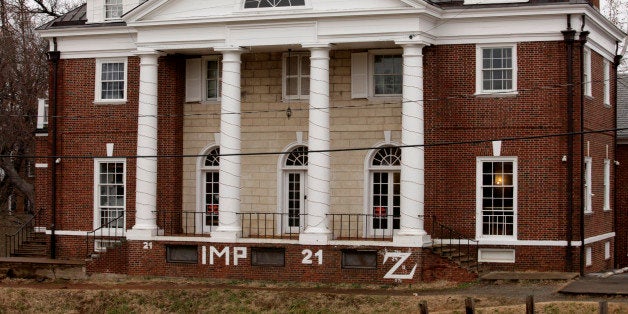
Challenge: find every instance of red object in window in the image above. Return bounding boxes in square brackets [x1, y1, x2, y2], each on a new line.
[206, 205, 219, 214]
[374, 206, 386, 217]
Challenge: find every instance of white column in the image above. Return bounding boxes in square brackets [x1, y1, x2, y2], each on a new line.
[128, 49, 161, 240]
[212, 47, 244, 242]
[300, 44, 332, 244]
[394, 42, 431, 246]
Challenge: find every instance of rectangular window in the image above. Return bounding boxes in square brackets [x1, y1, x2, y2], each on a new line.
[586, 246, 592, 266]
[585, 157, 592, 213]
[251, 247, 285, 267]
[341, 250, 377, 269]
[105, 0, 123, 20]
[605, 242, 611, 260]
[204, 57, 221, 101]
[95, 58, 127, 103]
[37, 98, 49, 129]
[476, 44, 517, 94]
[283, 53, 310, 100]
[604, 159, 610, 211]
[583, 48, 592, 97]
[477, 157, 517, 239]
[373, 54, 402, 96]
[166, 245, 198, 264]
[94, 159, 126, 229]
[604, 60, 610, 106]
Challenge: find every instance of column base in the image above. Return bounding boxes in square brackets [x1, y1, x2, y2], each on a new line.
[299, 230, 331, 245]
[393, 231, 432, 247]
[211, 228, 241, 242]
[126, 227, 159, 241]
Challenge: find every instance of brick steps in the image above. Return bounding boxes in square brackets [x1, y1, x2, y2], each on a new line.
[431, 243, 481, 274]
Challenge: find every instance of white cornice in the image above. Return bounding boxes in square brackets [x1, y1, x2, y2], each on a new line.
[38, 26, 137, 38]
[127, 8, 426, 28]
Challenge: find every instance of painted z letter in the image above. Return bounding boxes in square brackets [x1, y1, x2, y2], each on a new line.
[383, 252, 417, 280]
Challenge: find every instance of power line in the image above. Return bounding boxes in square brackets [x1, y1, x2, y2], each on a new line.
[7, 126, 624, 160]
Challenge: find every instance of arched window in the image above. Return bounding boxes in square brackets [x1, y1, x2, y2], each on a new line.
[200, 147, 220, 229]
[368, 146, 401, 236]
[280, 145, 307, 233]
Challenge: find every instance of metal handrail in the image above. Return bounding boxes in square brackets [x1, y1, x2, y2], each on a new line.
[238, 212, 305, 239]
[4, 209, 43, 257]
[86, 214, 125, 258]
[328, 213, 400, 241]
[431, 215, 480, 272]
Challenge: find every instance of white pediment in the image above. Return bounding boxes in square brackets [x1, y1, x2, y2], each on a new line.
[125, 0, 425, 24]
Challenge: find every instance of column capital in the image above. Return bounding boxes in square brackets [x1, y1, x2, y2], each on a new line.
[394, 40, 428, 48]
[301, 43, 333, 50]
[214, 46, 248, 54]
[134, 47, 166, 57]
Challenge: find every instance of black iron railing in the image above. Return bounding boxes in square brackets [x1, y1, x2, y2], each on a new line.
[328, 213, 400, 241]
[86, 214, 126, 258]
[431, 215, 480, 272]
[157, 211, 218, 236]
[238, 213, 305, 239]
[5, 209, 44, 257]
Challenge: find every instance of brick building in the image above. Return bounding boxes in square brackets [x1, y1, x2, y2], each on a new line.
[617, 73, 628, 268]
[33, 0, 625, 283]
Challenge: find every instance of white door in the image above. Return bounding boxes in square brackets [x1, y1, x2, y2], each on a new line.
[370, 171, 400, 237]
[284, 170, 307, 234]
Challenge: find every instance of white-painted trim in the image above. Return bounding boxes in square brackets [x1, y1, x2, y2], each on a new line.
[435, 232, 615, 247]
[95, 58, 128, 103]
[604, 159, 611, 211]
[583, 46, 592, 97]
[476, 156, 518, 240]
[35, 163, 48, 168]
[93, 158, 127, 232]
[605, 241, 611, 260]
[475, 43, 518, 95]
[604, 59, 611, 106]
[196, 143, 220, 234]
[464, 0, 528, 4]
[35, 133, 49, 137]
[61, 51, 135, 60]
[202, 55, 222, 102]
[586, 246, 592, 266]
[585, 157, 593, 213]
[478, 248, 516, 263]
[583, 232, 615, 245]
[282, 52, 310, 101]
[277, 142, 308, 235]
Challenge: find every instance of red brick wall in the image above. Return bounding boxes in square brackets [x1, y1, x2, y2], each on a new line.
[615, 144, 628, 267]
[121, 241, 475, 284]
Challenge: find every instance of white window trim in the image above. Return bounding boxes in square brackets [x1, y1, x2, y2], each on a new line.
[475, 43, 518, 96]
[93, 158, 126, 232]
[605, 241, 611, 260]
[363, 143, 402, 237]
[586, 246, 592, 266]
[196, 143, 220, 234]
[240, 0, 312, 11]
[603, 59, 611, 106]
[585, 157, 593, 214]
[276, 142, 308, 234]
[583, 47, 592, 97]
[476, 156, 518, 242]
[282, 52, 310, 101]
[603, 159, 611, 212]
[94, 58, 128, 104]
[465, 0, 528, 4]
[202, 55, 221, 103]
[37, 98, 49, 129]
[369, 49, 403, 98]
[104, 0, 123, 21]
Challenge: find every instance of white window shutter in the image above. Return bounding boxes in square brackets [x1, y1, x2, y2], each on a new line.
[185, 58, 202, 102]
[351, 52, 368, 99]
[36, 98, 46, 129]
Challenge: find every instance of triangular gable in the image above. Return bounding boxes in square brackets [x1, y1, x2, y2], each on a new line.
[124, 0, 428, 24]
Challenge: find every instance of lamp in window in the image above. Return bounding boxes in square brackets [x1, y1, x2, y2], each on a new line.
[494, 175, 503, 185]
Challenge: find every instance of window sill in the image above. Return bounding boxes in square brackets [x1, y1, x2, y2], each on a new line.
[585, 95, 594, 100]
[584, 210, 593, 215]
[603, 208, 612, 212]
[367, 96, 402, 104]
[474, 91, 519, 98]
[94, 100, 127, 105]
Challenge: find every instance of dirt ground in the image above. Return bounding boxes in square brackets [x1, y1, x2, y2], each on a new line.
[0, 276, 625, 313]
